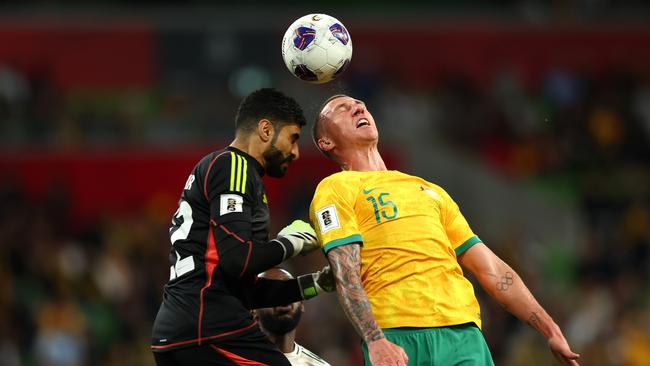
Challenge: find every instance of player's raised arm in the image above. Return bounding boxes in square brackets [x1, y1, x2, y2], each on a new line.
[204, 153, 292, 278]
[458, 243, 580, 366]
[327, 244, 409, 366]
[206, 154, 317, 279]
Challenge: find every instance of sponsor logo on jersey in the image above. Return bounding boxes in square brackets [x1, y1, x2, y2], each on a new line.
[316, 204, 340, 234]
[322, 210, 332, 226]
[362, 187, 380, 194]
[220, 194, 243, 216]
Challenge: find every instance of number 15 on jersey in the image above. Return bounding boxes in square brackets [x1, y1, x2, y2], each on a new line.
[365, 192, 398, 224]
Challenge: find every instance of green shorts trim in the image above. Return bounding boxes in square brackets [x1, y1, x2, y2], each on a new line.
[362, 323, 494, 365]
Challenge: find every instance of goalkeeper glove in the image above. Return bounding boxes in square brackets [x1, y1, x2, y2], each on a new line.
[276, 219, 319, 259]
[297, 265, 336, 300]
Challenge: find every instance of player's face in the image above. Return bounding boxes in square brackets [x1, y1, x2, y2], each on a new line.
[322, 96, 378, 146]
[263, 124, 301, 178]
[255, 301, 304, 336]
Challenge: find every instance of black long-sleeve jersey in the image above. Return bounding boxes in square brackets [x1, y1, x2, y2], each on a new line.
[151, 146, 306, 352]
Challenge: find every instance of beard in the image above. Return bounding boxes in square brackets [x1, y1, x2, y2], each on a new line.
[257, 307, 303, 336]
[263, 143, 292, 178]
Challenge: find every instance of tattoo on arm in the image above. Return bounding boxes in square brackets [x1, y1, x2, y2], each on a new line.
[527, 312, 541, 331]
[328, 244, 384, 343]
[496, 272, 514, 291]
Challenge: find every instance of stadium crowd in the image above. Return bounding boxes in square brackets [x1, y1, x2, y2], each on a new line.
[1, 15, 649, 366]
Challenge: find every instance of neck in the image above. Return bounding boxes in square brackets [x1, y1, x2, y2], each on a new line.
[266, 332, 296, 353]
[230, 135, 265, 168]
[338, 144, 387, 171]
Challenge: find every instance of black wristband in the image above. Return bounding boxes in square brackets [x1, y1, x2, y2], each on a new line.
[272, 237, 295, 261]
[297, 274, 318, 300]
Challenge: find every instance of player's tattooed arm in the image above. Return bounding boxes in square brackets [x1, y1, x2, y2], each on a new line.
[327, 243, 384, 343]
[527, 311, 543, 332]
[459, 243, 551, 323]
[458, 243, 580, 365]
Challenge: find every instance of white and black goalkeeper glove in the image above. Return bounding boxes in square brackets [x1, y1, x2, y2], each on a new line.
[275, 219, 319, 259]
[297, 265, 336, 300]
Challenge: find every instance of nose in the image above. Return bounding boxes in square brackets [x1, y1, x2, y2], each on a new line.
[353, 103, 365, 116]
[291, 144, 300, 161]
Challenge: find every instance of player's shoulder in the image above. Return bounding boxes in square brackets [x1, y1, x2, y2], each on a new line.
[199, 148, 255, 178]
[405, 173, 447, 195]
[396, 171, 452, 201]
[424, 181, 446, 194]
[318, 171, 350, 184]
[196, 148, 231, 172]
[421, 180, 455, 205]
[315, 171, 362, 192]
[197, 148, 257, 196]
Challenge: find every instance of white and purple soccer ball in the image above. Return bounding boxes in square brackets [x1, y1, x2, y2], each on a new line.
[281, 14, 352, 84]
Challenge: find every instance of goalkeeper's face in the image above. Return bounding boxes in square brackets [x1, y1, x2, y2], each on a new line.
[263, 123, 301, 178]
[256, 301, 304, 336]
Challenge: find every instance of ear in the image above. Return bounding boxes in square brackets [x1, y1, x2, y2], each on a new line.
[257, 119, 274, 143]
[317, 136, 334, 152]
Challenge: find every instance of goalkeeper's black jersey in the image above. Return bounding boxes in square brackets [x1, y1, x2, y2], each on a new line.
[151, 146, 303, 352]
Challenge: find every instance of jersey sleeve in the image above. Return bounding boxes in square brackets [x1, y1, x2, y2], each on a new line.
[309, 176, 362, 254]
[205, 151, 254, 225]
[203, 151, 288, 278]
[437, 186, 482, 257]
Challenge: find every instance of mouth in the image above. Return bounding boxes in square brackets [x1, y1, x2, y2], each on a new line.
[356, 118, 370, 128]
[274, 305, 293, 315]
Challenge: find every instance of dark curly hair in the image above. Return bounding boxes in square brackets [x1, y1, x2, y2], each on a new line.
[235, 88, 306, 134]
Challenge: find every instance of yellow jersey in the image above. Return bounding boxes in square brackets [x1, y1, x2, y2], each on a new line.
[309, 170, 482, 329]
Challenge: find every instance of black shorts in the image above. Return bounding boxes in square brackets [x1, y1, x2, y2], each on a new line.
[152, 330, 291, 366]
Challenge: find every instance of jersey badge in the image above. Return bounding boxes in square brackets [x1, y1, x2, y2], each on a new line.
[316, 204, 340, 234]
[220, 194, 243, 216]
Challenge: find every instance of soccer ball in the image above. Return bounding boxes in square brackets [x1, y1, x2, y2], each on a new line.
[281, 14, 352, 84]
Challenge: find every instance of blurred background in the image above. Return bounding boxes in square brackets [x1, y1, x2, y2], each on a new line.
[1, 2, 649, 365]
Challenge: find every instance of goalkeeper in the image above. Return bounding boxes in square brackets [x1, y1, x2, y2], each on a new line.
[151, 89, 332, 366]
[309, 94, 580, 366]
